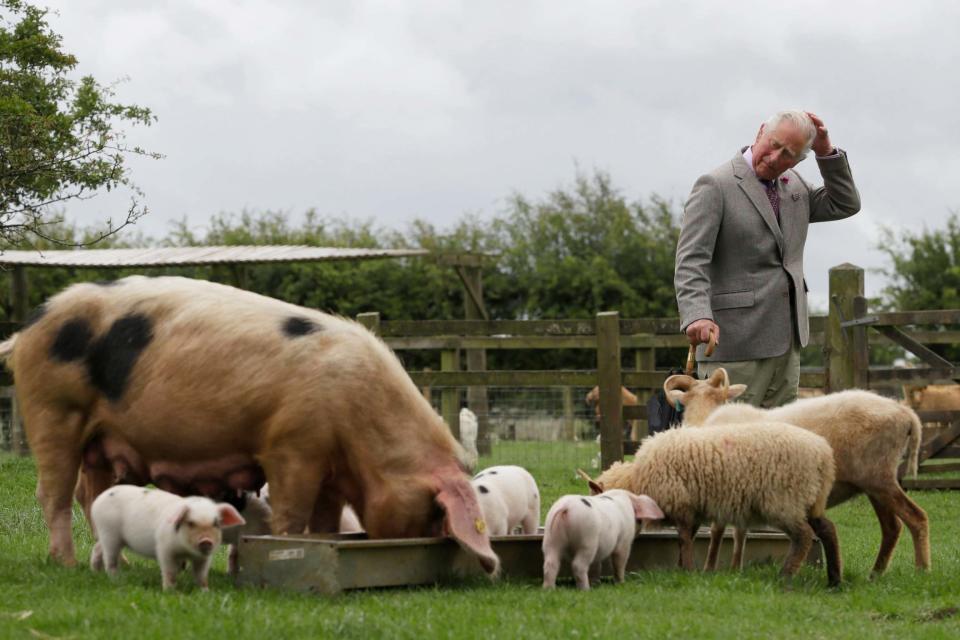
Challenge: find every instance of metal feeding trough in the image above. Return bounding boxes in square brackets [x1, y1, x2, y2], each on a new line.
[235, 527, 822, 595]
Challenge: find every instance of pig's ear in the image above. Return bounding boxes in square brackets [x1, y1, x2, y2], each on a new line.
[433, 467, 500, 576]
[631, 494, 664, 521]
[218, 504, 246, 529]
[170, 505, 189, 531]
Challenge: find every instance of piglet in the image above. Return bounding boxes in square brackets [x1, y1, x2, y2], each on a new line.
[220, 492, 273, 576]
[89, 485, 245, 590]
[542, 489, 663, 590]
[472, 465, 540, 535]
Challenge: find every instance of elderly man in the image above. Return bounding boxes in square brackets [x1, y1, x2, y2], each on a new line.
[674, 110, 861, 407]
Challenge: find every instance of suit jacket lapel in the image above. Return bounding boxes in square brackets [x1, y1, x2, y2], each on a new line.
[732, 152, 783, 254]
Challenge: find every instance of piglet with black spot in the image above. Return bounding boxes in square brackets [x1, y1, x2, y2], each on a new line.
[90, 485, 245, 590]
[472, 465, 540, 535]
[542, 490, 663, 590]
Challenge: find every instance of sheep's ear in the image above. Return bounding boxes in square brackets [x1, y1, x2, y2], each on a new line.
[663, 375, 693, 395]
[727, 384, 748, 400]
[587, 480, 604, 496]
[218, 504, 246, 529]
[707, 368, 729, 389]
[666, 389, 685, 406]
[631, 494, 665, 521]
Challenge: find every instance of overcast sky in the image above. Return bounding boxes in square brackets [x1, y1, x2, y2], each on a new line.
[34, 0, 960, 310]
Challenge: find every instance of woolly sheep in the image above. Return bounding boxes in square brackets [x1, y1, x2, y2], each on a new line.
[459, 408, 479, 471]
[542, 489, 664, 590]
[582, 421, 842, 586]
[665, 369, 929, 576]
[472, 465, 540, 535]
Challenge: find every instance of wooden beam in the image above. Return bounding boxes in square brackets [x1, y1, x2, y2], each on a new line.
[872, 325, 954, 370]
[902, 478, 960, 490]
[918, 422, 960, 463]
[596, 312, 623, 470]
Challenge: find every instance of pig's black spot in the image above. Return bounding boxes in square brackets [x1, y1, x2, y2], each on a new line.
[488, 470, 498, 475]
[108, 491, 115, 497]
[23, 303, 47, 329]
[87, 313, 153, 402]
[50, 319, 93, 362]
[599, 495, 614, 501]
[580, 498, 592, 507]
[477, 485, 490, 494]
[282, 316, 320, 338]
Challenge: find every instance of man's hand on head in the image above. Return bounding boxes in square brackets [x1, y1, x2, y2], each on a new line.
[806, 111, 834, 157]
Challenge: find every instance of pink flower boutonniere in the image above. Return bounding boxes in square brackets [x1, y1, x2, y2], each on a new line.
[780, 176, 790, 184]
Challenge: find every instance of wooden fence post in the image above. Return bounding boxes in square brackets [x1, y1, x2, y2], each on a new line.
[827, 264, 865, 392]
[461, 265, 491, 455]
[441, 349, 461, 439]
[633, 347, 655, 439]
[596, 311, 623, 469]
[356, 312, 381, 335]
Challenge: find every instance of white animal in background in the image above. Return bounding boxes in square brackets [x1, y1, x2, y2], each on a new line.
[459, 408, 479, 470]
[542, 490, 663, 590]
[472, 465, 541, 536]
[89, 485, 245, 591]
[220, 492, 273, 576]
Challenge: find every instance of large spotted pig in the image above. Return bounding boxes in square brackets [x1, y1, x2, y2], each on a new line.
[2, 276, 498, 573]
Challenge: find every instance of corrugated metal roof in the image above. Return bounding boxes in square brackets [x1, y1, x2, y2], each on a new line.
[0, 246, 430, 268]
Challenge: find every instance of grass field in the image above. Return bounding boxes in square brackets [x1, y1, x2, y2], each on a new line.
[1, 446, 959, 640]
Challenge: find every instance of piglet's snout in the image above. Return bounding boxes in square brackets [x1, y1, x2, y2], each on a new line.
[198, 538, 215, 555]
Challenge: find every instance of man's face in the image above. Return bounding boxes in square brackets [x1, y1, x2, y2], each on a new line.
[751, 121, 808, 180]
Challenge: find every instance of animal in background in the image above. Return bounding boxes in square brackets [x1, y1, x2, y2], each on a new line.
[89, 485, 244, 590]
[472, 465, 540, 535]
[542, 489, 663, 590]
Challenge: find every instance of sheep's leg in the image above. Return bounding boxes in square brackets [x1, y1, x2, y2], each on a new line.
[865, 493, 902, 578]
[731, 526, 747, 571]
[808, 516, 842, 588]
[884, 486, 930, 572]
[676, 520, 699, 571]
[778, 521, 814, 586]
[704, 523, 724, 571]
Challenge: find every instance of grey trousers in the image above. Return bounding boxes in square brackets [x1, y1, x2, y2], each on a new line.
[698, 343, 800, 408]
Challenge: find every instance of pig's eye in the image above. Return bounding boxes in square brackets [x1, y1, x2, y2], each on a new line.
[186, 521, 194, 528]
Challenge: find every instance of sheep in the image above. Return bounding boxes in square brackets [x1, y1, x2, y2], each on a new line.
[472, 465, 540, 535]
[580, 421, 842, 587]
[664, 369, 929, 576]
[585, 385, 641, 440]
[2, 275, 498, 574]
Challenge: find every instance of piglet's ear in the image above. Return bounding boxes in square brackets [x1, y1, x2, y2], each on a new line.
[170, 505, 189, 531]
[631, 494, 664, 521]
[434, 467, 500, 576]
[218, 504, 246, 529]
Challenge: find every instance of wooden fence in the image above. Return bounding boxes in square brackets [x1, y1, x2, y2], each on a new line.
[4, 264, 960, 484]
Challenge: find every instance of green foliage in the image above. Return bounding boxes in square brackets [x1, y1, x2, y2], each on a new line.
[0, 0, 158, 246]
[877, 214, 960, 361]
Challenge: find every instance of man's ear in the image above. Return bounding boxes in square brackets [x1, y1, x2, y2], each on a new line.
[755, 123, 765, 142]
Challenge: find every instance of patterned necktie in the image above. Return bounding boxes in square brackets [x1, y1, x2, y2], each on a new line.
[763, 179, 781, 223]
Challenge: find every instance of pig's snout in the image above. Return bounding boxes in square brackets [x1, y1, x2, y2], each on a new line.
[198, 539, 215, 555]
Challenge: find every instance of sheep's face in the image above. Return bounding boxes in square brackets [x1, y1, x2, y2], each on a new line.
[663, 368, 746, 426]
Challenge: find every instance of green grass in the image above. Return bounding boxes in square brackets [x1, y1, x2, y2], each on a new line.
[2, 448, 959, 640]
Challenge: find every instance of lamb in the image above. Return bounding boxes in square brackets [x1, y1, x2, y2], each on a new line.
[2, 275, 498, 574]
[665, 369, 930, 576]
[472, 465, 540, 535]
[580, 421, 842, 586]
[89, 485, 245, 590]
[542, 490, 664, 590]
